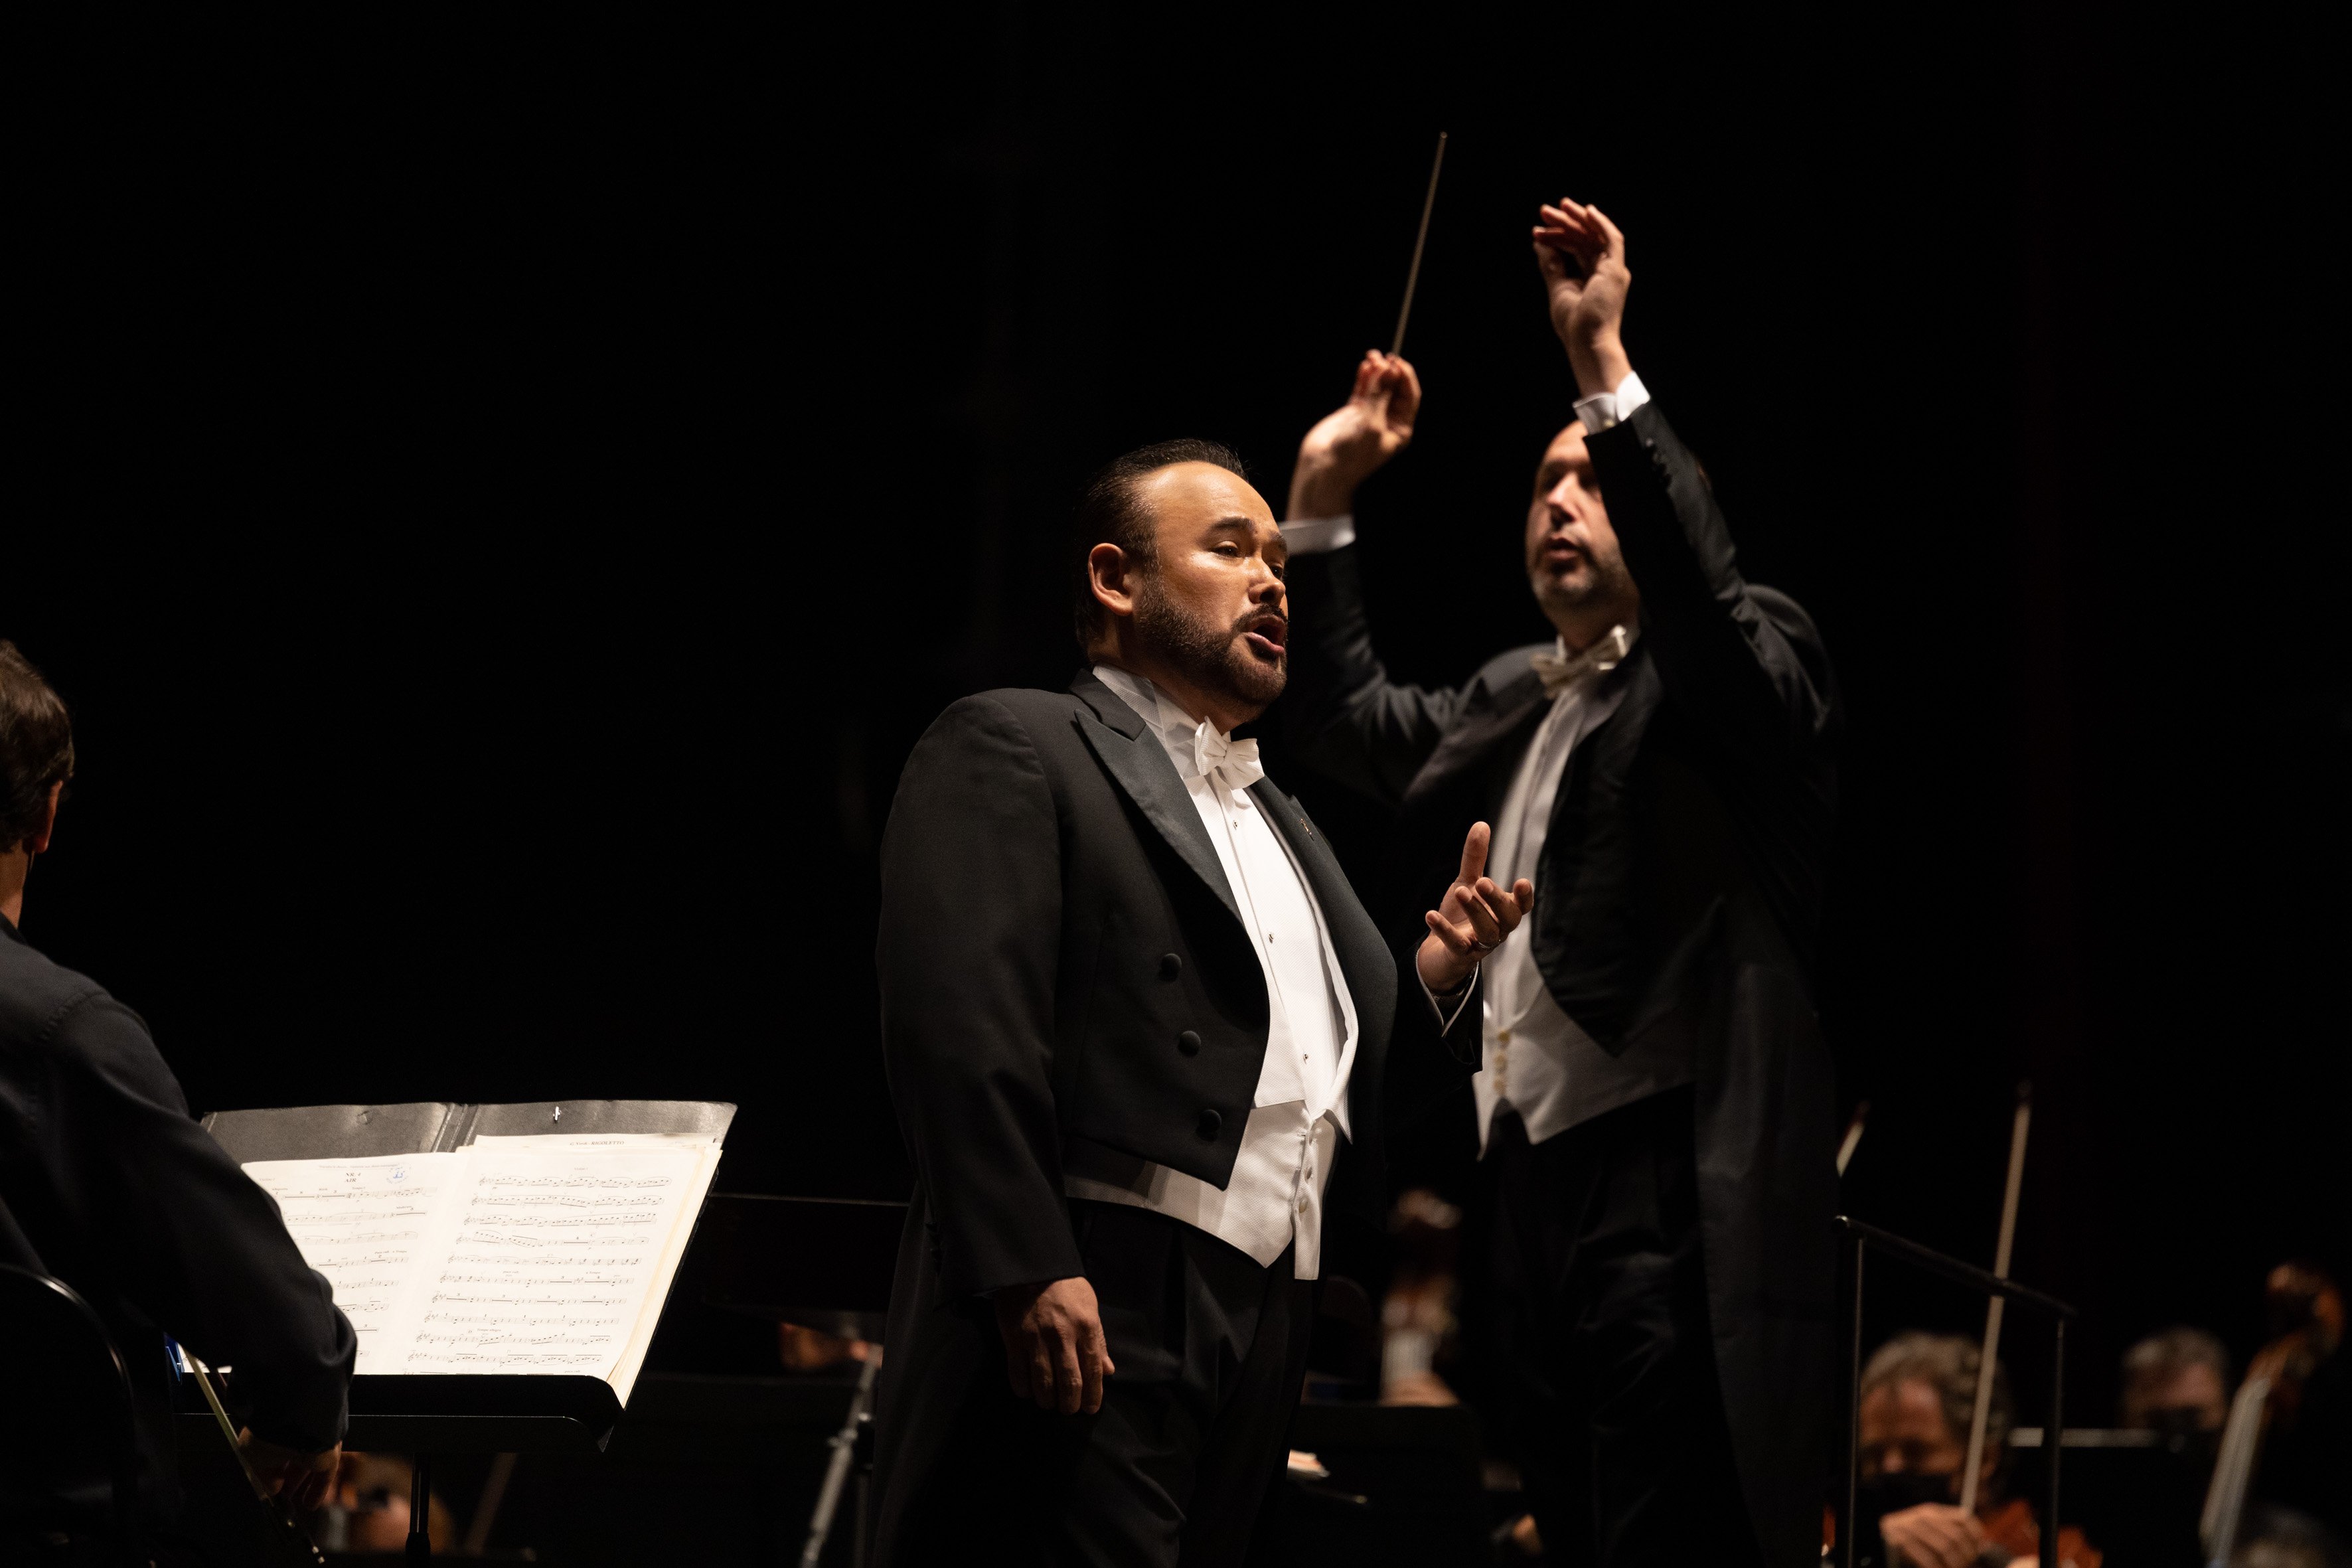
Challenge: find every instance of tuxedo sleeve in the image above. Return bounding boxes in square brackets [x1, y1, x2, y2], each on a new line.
[1585, 402, 1838, 761]
[876, 696, 1083, 1300]
[1279, 545, 1468, 807]
[41, 996, 355, 1451]
[1383, 949, 1484, 1134]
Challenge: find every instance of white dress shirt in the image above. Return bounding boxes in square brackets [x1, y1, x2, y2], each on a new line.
[1062, 665, 1358, 1279]
[1466, 635, 1634, 1150]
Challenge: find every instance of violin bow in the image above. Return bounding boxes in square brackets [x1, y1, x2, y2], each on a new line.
[187, 1350, 327, 1565]
[1959, 1081, 2031, 1516]
[1836, 1101, 1870, 1178]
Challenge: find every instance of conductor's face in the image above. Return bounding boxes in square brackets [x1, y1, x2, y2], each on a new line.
[1093, 461, 1291, 725]
[1526, 422, 1638, 639]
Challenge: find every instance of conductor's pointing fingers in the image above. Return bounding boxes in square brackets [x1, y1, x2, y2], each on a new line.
[1417, 822, 1535, 994]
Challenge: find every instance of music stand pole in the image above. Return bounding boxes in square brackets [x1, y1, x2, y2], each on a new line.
[2044, 1321, 2064, 1568]
[407, 1452, 431, 1563]
[801, 1352, 883, 1567]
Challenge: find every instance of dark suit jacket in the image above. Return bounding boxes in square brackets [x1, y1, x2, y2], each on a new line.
[1280, 400, 1841, 1567]
[872, 669, 1476, 1298]
[868, 670, 1464, 1547]
[0, 913, 354, 1518]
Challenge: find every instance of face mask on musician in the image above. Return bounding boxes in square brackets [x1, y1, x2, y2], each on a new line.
[1857, 1468, 1962, 1517]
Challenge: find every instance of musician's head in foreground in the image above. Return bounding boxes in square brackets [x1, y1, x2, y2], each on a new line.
[1075, 438, 1289, 734]
[0, 639, 74, 928]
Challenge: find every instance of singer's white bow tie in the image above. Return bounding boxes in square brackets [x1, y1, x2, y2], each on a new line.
[1529, 624, 1635, 698]
[1183, 723, 1265, 797]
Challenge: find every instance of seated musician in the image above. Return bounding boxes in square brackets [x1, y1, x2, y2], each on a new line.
[2118, 1325, 2231, 1437]
[1856, 1330, 2100, 1568]
[0, 641, 354, 1546]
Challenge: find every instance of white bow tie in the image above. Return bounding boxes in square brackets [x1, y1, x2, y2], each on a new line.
[1182, 722, 1265, 797]
[1529, 624, 1635, 698]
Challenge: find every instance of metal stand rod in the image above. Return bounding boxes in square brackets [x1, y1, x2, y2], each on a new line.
[2044, 1321, 2064, 1568]
[1846, 1239, 1863, 1568]
[1836, 1219, 2077, 1568]
[800, 1354, 882, 1567]
[408, 1451, 431, 1563]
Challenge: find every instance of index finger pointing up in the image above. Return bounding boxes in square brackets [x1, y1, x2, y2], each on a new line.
[1457, 821, 1492, 886]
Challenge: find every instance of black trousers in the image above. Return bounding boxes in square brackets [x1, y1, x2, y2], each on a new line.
[1488, 1087, 1762, 1566]
[871, 1200, 1314, 1568]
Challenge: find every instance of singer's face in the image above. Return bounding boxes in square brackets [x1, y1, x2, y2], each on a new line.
[1128, 463, 1291, 711]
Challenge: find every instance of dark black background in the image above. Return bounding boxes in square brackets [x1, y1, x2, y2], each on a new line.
[9, 5, 2344, 1424]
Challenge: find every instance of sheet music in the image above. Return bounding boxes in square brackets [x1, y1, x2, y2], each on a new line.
[399, 1139, 706, 1391]
[242, 1152, 467, 1375]
[239, 1121, 724, 1400]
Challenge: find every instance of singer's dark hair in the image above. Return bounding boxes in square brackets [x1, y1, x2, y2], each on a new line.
[1071, 439, 1250, 651]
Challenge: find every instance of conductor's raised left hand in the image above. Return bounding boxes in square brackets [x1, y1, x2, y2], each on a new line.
[1531, 197, 1634, 399]
[1417, 822, 1534, 995]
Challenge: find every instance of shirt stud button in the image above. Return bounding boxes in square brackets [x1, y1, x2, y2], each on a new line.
[1177, 1030, 1202, 1056]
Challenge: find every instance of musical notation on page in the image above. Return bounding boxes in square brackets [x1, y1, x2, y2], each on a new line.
[242, 1128, 722, 1397]
[242, 1152, 467, 1372]
[400, 1143, 701, 1383]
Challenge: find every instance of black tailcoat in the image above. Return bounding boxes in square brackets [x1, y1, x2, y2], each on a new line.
[1280, 400, 1842, 1566]
[867, 672, 1466, 1552]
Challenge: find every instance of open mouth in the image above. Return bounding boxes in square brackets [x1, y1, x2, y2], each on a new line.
[1241, 613, 1288, 663]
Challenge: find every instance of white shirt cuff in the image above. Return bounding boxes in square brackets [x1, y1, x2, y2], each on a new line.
[1419, 963, 1478, 1033]
[1572, 368, 1650, 432]
[1279, 514, 1356, 554]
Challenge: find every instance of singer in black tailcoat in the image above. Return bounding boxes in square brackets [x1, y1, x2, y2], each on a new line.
[864, 443, 1507, 1565]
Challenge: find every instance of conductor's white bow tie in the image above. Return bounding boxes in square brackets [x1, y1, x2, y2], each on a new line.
[1529, 624, 1636, 698]
[1182, 723, 1265, 797]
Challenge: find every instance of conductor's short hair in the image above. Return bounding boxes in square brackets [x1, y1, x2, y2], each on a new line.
[0, 641, 74, 852]
[1070, 439, 1250, 651]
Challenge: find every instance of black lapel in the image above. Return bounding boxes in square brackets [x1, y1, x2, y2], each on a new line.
[1249, 777, 1394, 1019]
[1402, 659, 1553, 809]
[1068, 670, 1242, 925]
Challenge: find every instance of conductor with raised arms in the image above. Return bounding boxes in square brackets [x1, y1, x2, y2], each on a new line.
[1276, 200, 1842, 1563]
[867, 442, 1513, 1563]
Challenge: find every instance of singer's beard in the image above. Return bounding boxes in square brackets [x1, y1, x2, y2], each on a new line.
[1133, 574, 1286, 718]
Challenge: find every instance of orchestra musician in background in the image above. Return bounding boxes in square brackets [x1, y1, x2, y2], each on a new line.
[1854, 1332, 2096, 1568]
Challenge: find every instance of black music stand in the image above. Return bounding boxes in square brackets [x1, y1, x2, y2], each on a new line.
[1836, 1215, 2079, 1568]
[195, 1099, 734, 1563]
[676, 1194, 907, 1568]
